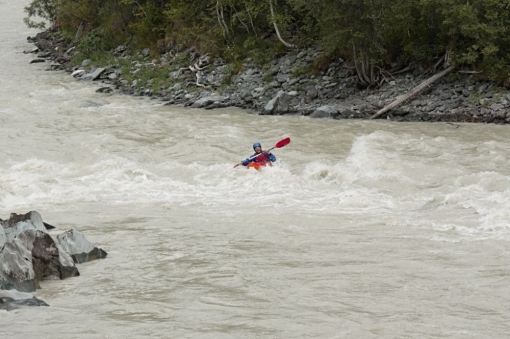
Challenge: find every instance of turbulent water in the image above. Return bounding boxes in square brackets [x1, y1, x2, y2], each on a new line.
[2, 1, 510, 338]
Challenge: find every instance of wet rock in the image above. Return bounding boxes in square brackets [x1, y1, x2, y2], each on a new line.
[17, 229, 79, 280]
[79, 67, 106, 81]
[0, 290, 48, 311]
[24, 47, 39, 54]
[0, 223, 5, 248]
[96, 87, 113, 93]
[55, 229, 107, 264]
[0, 238, 39, 292]
[310, 105, 338, 118]
[1, 211, 106, 297]
[2, 211, 48, 242]
[191, 95, 227, 108]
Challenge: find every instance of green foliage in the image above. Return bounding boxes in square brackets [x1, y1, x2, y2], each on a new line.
[22, 0, 510, 83]
[76, 28, 115, 55]
[23, 0, 57, 29]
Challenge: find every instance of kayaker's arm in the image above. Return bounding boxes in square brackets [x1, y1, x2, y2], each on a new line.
[265, 152, 276, 162]
[241, 157, 253, 166]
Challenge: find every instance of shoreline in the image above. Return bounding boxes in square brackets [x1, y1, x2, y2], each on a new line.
[26, 29, 510, 125]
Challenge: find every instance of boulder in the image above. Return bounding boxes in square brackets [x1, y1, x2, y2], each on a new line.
[0, 289, 48, 311]
[310, 105, 338, 118]
[56, 229, 107, 264]
[263, 90, 292, 115]
[191, 95, 227, 108]
[79, 67, 106, 81]
[1, 211, 47, 242]
[0, 225, 5, 248]
[17, 229, 79, 280]
[0, 239, 39, 292]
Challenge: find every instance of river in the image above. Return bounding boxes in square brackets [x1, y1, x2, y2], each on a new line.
[1, 1, 510, 338]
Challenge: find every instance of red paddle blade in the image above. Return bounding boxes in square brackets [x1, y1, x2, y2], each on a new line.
[275, 137, 291, 148]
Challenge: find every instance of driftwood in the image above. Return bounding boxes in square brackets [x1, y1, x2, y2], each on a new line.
[369, 65, 455, 120]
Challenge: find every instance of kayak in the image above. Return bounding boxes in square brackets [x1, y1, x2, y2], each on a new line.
[246, 162, 272, 171]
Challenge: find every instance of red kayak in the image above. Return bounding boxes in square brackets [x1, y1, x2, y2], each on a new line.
[246, 162, 272, 171]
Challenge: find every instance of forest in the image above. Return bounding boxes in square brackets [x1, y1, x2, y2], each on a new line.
[24, 0, 510, 86]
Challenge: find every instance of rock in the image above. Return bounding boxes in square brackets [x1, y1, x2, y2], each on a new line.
[55, 229, 107, 264]
[439, 91, 453, 100]
[0, 290, 48, 311]
[24, 47, 39, 54]
[268, 81, 280, 88]
[141, 48, 151, 58]
[81, 59, 91, 67]
[79, 67, 106, 81]
[0, 238, 39, 292]
[114, 45, 127, 55]
[17, 229, 79, 280]
[305, 86, 318, 99]
[71, 69, 85, 78]
[276, 74, 290, 83]
[0, 225, 5, 248]
[191, 95, 227, 108]
[96, 87, 113, 93]
[168, 83, 182, 92]
[263, 91, 292, 115]
[30, 59, 45, 64]
[310, 105, 338, 118]
[478, 84, 488, 94]
[1, 211, 48, 242]
[1, 211, 106, 296]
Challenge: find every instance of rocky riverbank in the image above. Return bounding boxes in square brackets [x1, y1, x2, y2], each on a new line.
[25, 28, 510, 124]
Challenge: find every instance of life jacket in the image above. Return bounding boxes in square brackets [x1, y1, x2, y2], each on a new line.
[253, 152, 271, 164]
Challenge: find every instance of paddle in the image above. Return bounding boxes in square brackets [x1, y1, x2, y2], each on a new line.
[234, 137, 291, 168]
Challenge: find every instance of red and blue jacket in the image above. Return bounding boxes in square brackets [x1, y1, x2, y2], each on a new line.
[241, 152, 276, 166]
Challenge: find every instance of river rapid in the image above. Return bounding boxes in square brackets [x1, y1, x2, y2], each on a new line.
[2, 1, 510, 338]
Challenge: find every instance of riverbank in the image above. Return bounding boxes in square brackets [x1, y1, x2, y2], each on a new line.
[25, 28, 510, 124]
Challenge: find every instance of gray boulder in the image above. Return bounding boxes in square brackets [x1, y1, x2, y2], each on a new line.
[56, 229, 107, 264]
[18, 229, 79, 280]
[0, 289, 48, 311]
[0, 225, 5, 249]
[263, 91, 292, 115]
[310, 105, 338, 118]
[0, 238, 39, 292]
[1, 211, 47, 242]
[191, 95, 227, 108]
[79, 67, 106, 81]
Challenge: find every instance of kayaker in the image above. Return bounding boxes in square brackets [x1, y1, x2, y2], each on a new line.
[241, 142, 276, 167]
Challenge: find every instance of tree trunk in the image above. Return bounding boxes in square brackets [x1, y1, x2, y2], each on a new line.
[269, 0, 296, 49]
[369, 65, 455, 119]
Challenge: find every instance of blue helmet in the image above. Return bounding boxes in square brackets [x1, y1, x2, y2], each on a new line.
[253, 142, 261, 150]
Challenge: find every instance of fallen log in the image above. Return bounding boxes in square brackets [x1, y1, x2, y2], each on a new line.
[369, 65, 455, 120]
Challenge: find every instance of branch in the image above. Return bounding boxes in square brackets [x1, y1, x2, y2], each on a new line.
[370, 65, 455, 119]
[245, 4, 257, 36]
[132, 0, 147, 17]
[216, 2, 229, 37]
[269, 0, 296, 49]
